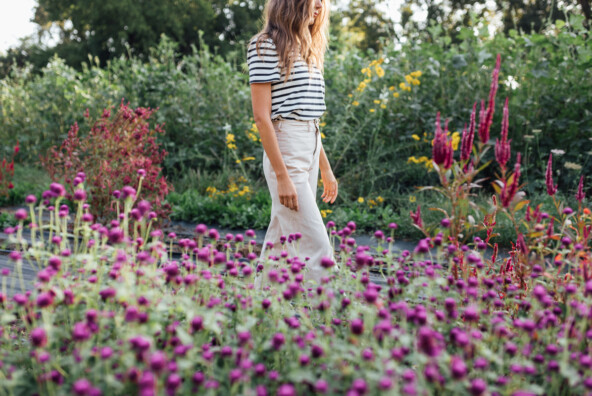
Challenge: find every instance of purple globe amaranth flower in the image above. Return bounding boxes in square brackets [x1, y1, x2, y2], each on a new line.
[72, 322, 91, 342]
[108, 228, 124, 244]
[9, 251, 22, 261]
[351, 318, 364, 335]
[166, 373, 181, 393]
[315, 379, 329, 394]
[576, 175, 586, 203]
[450, 356, 467, 379]
[72, 378, 92, 396]
[73, 189, 87, 201]
[415, 238, 430, 254]
[417, 326, 443, 357]
[14, 209, 27, 221]
[271, 333, 285, 350]
[150, 351, 167, 372]
[99, 288, 116, 301]
[440, 218, 451, 228]
[469, 378, 488, 396]
[100, 347, 113, 359]
[25, 194, 37, 204]
[352, 378, 368, 394]
[31, 327, 48, 348]
[463, 305, 480, 322]
[563, 207, 573, 215]
[137, 200, 151, 215]
[277, 384, 296, 396]
[36, 292, 54, 308]
[478, 54, 501, 144]
[432, 112, 454, 169]
[545, 153, 558, 196]
[50, 182, 66, 197]
[495, 97, 512, 170]
[121, 186, 136, 200]
[190, 317, 203, 333]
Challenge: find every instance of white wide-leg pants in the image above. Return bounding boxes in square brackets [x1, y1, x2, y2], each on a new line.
[255, 118, 335, 289]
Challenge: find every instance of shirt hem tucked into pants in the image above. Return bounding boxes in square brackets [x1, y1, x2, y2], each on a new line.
[254, 117, 335, 289]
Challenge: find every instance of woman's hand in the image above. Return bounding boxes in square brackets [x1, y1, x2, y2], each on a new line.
[320, 169, 338, 204]
[277, 174, 299, 211]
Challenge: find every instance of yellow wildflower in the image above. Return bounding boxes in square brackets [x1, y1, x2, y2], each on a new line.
[377, 196, 384, 203]
[393, 92, 400, 98]
[321, 132, 326, 139]
[451, 132, 461, 151]
[248, 133, 258, 142]
[242, 156, 255, 161]
[357, 197, 364, 203]
[389, 86, 395, 91]
[373, 99, 381, 104]
[226, 133, 235, 143]
[320, 122, 326, 127]
[409, 195, 416, 203]
[412, 134, 420, 141]
[407, 156, 420, 164]
[375, 65, 385, 78]
[227, 143, 237, 150]
[352, 101, 360, 106]
[369, 109, 376, 113]
[357, 81, 367, 92]
[369, 60, 378, 67]
[411, 79, 420, 86]
[228, 183, 239, 193]
[348, 93, 353, 98]
[250, 123, 258, 133]
[410, 70, 422, 78]
[377, 57, 385, 64]
[368, 199, 377, 207]
[380, 104, 387, 109]
[320, 209, 333, 218]
[405, 75, 413, 84]
[236, 159, 241, 164]
[399, 82, 408, 90]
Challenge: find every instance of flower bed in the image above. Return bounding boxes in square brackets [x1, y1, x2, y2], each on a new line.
[0, 169, 591, 396]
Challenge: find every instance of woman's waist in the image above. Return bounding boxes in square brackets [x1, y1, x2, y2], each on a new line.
[272, 117, 319, 128]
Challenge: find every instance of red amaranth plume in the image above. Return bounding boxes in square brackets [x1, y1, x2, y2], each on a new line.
[478, 54, 502, 144]
[501, 153, 521, 208]
[576, 175, 586, 203]
[410, 205, 423, 228]
[495, 97, 511, 170]
[432, 113, 454, 170]
[546, 153, 558, 196]
[461, 102, 477, 162]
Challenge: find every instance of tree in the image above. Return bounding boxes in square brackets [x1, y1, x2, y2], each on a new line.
[332, 0, 394, 54]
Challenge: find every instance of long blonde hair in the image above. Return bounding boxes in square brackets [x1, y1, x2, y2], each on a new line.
[250, 0, 330, 84]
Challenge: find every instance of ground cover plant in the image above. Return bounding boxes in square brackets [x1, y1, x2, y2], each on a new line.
[2, 51, 592, 396]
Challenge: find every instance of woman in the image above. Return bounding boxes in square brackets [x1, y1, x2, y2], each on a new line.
[247, 0, 338, 289]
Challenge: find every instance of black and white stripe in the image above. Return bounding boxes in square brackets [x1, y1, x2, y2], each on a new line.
[247, 38, 326, 121]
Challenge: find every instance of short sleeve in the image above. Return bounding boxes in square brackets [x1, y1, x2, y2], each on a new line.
[247, 38, 281, 84]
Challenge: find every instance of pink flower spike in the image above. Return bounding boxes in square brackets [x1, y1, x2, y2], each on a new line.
[546, 153, 558, 196]
[576, 175, 585, 203]
[495, 97, 511, 170]
[478, 54, 501, 144]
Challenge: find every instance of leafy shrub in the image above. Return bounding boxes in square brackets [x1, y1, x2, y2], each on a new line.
[40, 101, 172, 224]
[1, 18, 590, 204]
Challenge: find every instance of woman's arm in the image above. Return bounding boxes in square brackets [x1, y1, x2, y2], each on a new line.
[251, 82, 299, 211]
[319, 142, 338, 204]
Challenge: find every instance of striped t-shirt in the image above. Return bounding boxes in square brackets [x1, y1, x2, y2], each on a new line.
[247, 37, 326, 121]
